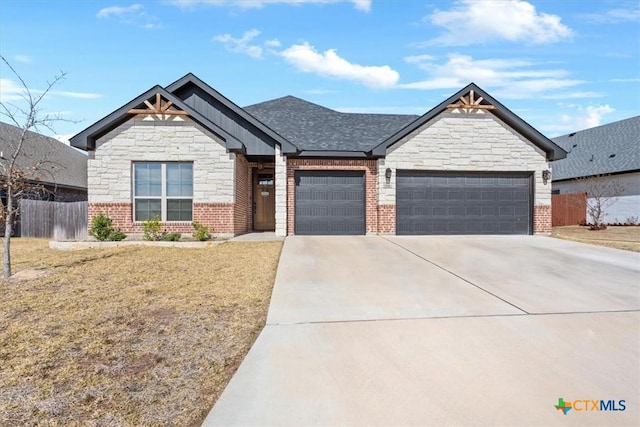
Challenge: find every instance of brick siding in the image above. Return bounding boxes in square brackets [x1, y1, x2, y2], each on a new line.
[534, 204, 552, 234]
[88, 202, 235, 234]
[377, 204, 395, 234]
[234, 155, 250, 234]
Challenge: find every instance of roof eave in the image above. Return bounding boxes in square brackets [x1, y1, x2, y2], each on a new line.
[290, 150, 378, 158]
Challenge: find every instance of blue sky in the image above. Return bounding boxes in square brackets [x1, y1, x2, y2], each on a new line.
[1, 0, 639, 142]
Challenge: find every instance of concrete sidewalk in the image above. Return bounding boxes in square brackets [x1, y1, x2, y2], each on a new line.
[203, 236, 640, 426]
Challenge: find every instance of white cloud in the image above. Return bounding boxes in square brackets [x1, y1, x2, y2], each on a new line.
[265, 39, 281, 48]
[403, 54, 435, 64]
[168, 0, 370, 12]
[580, 105, 616, 128]
[50, 90, 102, 99]
[541, 91, 603, 100]
[96, 4, 162, 29]
[400, 54, 583, 99]
[213, 29, 264, 59]
[0, 78, 24, 102]
[583, 7, 640, 23]
[422, 0, 573, 46]
[553, 104, 616, 133]
[13, 55, 32, 64]
[610, 78, 640, 83]
[280, 42, 399, 89]
[0, 78, 102, 102]
[97, 4, 143, 18]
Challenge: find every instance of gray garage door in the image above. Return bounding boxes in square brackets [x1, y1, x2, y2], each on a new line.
[397, 171, 532, 235]
[295, 170, 365, 235]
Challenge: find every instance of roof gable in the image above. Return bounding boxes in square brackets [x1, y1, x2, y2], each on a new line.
[166, 73, 298, 154]
[70, 85, 243, 151]
[1, 121, 87, 189]
[371, 83, 567, 161]
[551, 116, 640, 181]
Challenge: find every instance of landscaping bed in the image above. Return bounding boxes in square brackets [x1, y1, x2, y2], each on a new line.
[0, 238, 283, 426]
[551, 225, 640, 252]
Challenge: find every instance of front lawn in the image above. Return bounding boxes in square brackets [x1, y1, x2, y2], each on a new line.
[0, 238, 282, 426]
[551, 225, 640, 252]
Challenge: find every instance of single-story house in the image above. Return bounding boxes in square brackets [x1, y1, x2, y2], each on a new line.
[70, 73, 566, 237]
[1, 122, 88, 235]
[551, 116, 640, 224]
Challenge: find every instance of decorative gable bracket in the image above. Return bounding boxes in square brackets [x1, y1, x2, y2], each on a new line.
[446, 90, 495, 112]
[128, 93, 189, 117]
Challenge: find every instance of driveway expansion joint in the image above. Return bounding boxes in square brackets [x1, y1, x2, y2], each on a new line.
[380, 236, 530, 315]
[266, 308, 640, 327]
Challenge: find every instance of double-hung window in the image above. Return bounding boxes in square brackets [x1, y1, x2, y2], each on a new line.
[133, 162, 193, 221]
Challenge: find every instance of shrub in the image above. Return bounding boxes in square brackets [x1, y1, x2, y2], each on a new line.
[89, 214, 127, 241]
[142, 216, 163, 241]
[192, 221, 211, 241]
[108, 230, 127, 241]
[162, 232, 181, 241]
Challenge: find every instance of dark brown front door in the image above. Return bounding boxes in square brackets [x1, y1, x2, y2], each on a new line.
[253, 169, 275, 231]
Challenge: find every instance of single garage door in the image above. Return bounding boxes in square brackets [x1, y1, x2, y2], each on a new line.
[295, 170, 365, 235]
[397, 171, 532, 235]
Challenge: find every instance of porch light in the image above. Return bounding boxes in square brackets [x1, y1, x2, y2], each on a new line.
[542, 169, 551, 184]
[385, 168, 392, 184]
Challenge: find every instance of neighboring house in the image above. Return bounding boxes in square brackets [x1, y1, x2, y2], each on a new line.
[0, 122, 88, 235]
[70, 73, 565, 237]
[551, 116, 640, 224]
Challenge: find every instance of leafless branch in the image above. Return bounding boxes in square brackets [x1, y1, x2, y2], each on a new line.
[1, 55, 71, 279]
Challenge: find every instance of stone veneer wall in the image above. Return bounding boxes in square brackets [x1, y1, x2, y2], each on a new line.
[274, 145, 287, 237]
[88, 115, 237, 234]
[379, 110, 552, 234]
[286, 158, 378, 235]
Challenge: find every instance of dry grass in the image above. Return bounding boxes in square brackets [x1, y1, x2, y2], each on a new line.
[552, 225, 640, 252]
[0, 238, 282, 426]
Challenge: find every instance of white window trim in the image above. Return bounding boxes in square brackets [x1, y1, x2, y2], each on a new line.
[133, 162, 193, 222]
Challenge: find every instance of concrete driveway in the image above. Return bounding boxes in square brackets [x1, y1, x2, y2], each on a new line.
[203, 236, 640, 426]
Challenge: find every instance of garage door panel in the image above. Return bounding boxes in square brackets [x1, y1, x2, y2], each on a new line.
[397, 171, 532, 235]
[295, 171, 365, 235]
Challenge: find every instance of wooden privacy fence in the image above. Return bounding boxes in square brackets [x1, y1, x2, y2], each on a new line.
[552, 193, 586, 226]
[20, 200, 88, 240]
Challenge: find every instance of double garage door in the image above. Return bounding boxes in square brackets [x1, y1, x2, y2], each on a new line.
[294, 170, 532, 235]
[397, 171, 532, 235]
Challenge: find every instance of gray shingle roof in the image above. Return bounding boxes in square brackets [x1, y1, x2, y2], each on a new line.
[0, 122, 87, 189]
[551, 116, 640, 181]
[244, 96, 418, 152]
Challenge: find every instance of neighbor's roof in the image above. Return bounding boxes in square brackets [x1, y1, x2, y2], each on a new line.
[0, 121, 87, 189]
[244, 96, 418, 155]
[551, 116, 640, 181]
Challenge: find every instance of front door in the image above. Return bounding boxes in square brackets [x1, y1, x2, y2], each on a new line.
[253, 169, 276, 231]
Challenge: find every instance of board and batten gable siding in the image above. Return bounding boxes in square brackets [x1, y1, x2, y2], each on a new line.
[87, 115, 238, 234]
[175, 85, 275, 156]
[378, 110, 552, 233]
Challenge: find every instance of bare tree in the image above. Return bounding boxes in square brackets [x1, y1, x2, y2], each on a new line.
[576, 174, 626, 230]
[1, 55, 67, 280]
